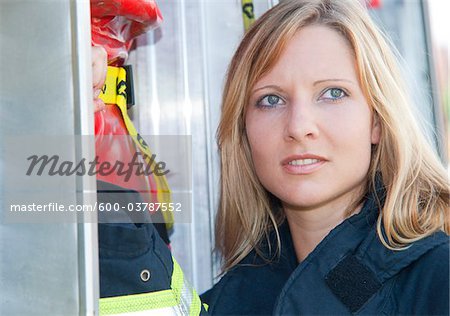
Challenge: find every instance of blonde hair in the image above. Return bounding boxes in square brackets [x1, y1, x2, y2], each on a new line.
[216, 0, 449, 272]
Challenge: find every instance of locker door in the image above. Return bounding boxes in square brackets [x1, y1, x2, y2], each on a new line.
[0, 1, 97, 314]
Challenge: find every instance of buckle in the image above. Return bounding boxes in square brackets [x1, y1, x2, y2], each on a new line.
[99, 65, 135, 109]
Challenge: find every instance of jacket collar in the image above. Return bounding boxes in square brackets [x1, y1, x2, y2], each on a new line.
[273, 179, 448, 313]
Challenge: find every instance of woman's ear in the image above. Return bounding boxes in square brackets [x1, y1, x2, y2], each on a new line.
[371, 113, 381, 144]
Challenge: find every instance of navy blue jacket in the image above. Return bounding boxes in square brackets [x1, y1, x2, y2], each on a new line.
[97, 180, 174, 297]
[97, 180, 209, 315]
[202, 191, 449, 315]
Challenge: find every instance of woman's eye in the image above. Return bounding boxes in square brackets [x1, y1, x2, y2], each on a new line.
[321, 88, 348, 101]
[256, 94, 284, 108]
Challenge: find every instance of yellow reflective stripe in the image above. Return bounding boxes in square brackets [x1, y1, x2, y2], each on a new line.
[203, 303, 209, 312]
[99, 66, 174, 229]
[99, 290, 177, 315]
[171, 258, 185, 304]
[241, 0, 255, 31]
[172, 257, 202, 316]
[99, 258, 202, 315]
[189, 287, 202, 316]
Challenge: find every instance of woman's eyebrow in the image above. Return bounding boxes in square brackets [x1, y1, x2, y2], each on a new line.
[313, 78, 356, 86]
[251, 85, 283, 94]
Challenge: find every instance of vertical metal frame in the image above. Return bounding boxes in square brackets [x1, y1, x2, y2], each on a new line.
[71, 0, 100, 314]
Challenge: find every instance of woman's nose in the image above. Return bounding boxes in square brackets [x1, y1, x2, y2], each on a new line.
[284, 101, 319, 142]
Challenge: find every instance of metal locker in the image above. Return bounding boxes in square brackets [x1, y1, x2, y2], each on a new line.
[0, 0, 97, 315]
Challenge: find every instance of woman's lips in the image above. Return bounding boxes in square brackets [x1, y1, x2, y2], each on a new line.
[282, 154, 327, 175]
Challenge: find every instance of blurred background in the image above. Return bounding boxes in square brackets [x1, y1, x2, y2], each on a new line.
[0, 0, 448, 314]
[428, 0, 449, 166]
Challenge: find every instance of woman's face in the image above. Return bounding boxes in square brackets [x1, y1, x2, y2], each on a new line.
[245, 25, 380, 214]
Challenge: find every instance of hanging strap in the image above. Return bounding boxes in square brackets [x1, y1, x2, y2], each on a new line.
[99, 66, 173, 229]
[241, 0, 255, 31]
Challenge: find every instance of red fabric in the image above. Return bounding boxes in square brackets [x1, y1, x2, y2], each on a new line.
[91, 0, 162, 65]
[94, 105, 158, 203]
[91, 0, 162, 204]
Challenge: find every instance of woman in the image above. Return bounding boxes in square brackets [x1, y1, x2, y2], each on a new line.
[202, 0, 449, 315]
